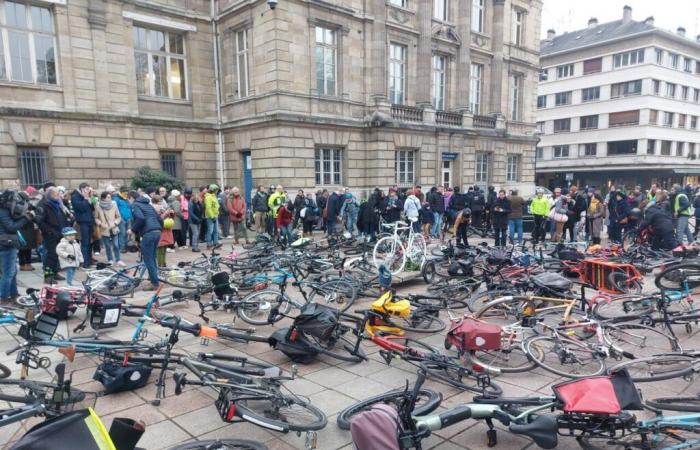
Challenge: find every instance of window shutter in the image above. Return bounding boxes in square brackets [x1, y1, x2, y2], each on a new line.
[582, 58, 602, 74]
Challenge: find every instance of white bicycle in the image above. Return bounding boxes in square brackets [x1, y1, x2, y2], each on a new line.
[372, 219, 427, 275]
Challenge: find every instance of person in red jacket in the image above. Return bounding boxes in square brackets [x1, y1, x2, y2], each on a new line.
[226, 187, 249, 245]
[276, 202, 294, 245]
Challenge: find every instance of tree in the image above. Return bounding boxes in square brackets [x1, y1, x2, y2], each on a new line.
[130, 166, 184, 192]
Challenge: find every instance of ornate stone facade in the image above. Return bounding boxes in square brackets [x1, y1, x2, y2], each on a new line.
[0, 0, 541, 197]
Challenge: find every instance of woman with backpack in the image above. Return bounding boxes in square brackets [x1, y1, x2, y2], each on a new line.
[301, 194, 318, 238]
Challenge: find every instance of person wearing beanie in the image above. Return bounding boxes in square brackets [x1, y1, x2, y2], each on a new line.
[56, 227, 83, 286]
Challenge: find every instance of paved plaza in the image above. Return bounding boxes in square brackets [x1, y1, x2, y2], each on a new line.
[0, 236, 697, 450]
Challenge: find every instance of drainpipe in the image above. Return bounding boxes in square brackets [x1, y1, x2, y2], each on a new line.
[211, 0, 225, 188]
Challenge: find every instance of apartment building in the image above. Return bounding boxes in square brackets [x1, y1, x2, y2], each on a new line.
[536, 5, 700, 191]
[0, 0, 541, 200]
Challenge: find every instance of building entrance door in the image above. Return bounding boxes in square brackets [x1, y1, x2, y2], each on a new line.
[442, 160, 452, 188]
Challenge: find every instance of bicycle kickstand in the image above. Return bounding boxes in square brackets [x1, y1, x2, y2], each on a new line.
[485, 418, 497, 448]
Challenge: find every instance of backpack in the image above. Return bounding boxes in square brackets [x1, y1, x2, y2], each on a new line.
[0, 190, 29, 219]
[350, 403, 402, 450]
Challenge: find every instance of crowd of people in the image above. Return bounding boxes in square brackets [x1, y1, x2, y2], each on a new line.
[1, 179, 699, 303]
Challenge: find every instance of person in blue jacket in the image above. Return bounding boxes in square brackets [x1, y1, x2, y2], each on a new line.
[70, 183, 94, 268]
[113, 186, 133, 254]
[129, 191, 163, 291]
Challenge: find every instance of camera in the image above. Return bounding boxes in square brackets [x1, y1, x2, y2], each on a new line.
[268, 0, 277, 9]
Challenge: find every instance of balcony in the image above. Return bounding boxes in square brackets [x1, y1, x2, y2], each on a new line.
[473, 114, 496, 129]
[436, 111, 463, 126]
[391, 104, 423, 123]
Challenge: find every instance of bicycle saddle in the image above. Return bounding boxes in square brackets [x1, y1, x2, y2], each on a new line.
[508, 415, 558, 449]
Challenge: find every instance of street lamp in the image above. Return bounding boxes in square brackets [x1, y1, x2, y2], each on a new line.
[268, 0, 278, 9]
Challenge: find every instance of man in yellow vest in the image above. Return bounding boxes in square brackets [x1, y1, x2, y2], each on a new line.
[529, 188, 550, 243]
[672, 184, 694, 244]
[267, 185, 287, 237]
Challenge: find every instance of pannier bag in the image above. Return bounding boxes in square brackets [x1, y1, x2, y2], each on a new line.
[93, 361, 152, 394]
[445, 318, 501, 352]
[11, 408, 144, 450]
[350, 403, 402, 450]
[294, 303, 339, 341]
[553, 369, 643, 415]
[268, 328, 318, 364]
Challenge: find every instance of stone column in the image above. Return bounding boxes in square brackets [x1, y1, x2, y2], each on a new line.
[415, 0, 433, 107]
[369, 1, 388, 101]
[455, 0, 472, 111]
[88, 0, 111, 112]
[489, 0, 506, 115]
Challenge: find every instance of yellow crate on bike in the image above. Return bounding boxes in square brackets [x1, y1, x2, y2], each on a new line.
[371, 291, 411, 318]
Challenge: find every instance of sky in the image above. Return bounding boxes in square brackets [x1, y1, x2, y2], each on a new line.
[541, 0, 700, 38]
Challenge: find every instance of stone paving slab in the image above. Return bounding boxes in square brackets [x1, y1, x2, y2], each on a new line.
[0, 234, 697, 449]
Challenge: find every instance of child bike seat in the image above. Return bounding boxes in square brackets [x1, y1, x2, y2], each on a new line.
[371, 291, 411, 318]
[508, 415, 558, 449]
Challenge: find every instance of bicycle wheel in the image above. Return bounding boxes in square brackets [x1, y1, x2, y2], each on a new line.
[236, 290, 295, 325]
[579, 426, 700, 450]
[591, 295, 656, 321]
[307, 280, 357, 312]
[169, 440, 268, 450]
[336, 388, 442, 430]
[421, 260, 439, 284]
[656, 263, 700, 290]
[407, 234, 427, 267]
[468, 337, 542, 374]
[646, 395, 700, 412]
[91, 274, 135, 296]
[604, 323, 679, 358]
[0, 364, 10, 380]
[607, 355, 696, 382]
[159, 267, 211, 289]
[409, 295, 469, 310]
[234, 395, 327, 432]
[421, 361, 503, 396]
[373, 237, 406, 275]
[608, 270, 642, 294]
[390, 309, 445, 333]
[523, 335, 606, 378]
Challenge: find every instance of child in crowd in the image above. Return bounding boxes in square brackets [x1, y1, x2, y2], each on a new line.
[56, 227, 83, 286]
[419, 202, 434, 238]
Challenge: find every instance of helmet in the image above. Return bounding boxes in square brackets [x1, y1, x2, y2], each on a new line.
[61, 227, 77, 236]
[163, 218, 174, 230]
[629, 208, 642, 220]
[536, 188, 544, 194]
[461, 208, 472, 217]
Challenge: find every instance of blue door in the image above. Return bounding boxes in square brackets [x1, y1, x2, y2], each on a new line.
[242, 151, 253, 208]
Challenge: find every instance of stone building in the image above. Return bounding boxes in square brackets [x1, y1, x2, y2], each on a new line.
[0, 0, 541, 200]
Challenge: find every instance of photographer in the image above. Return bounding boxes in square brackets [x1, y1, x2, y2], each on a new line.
[0, 190, 34, 302]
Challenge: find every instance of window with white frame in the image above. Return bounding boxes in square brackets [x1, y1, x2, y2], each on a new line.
[554, 91, 571, 106]
[315, 26, 336, 96]
[647, 139, 656, 155]
[469, 63, 482, 114]
[655, 48, 663, 64]
[133, 25, 187, 99]
[666, 82, 676, 98]
[652, 79, 660, 95]
[553, 118, 570, 133]
[556, 64, 573, 79]
[395, 150, 415, 186]
[388, 43, 406, 105]
[471, 0, 484, 33]
[233, 29, 249, 98]
[695, 88, 700, 102]
[432, 54, 446, 110]
[581, 86, 600, 102]
[613, 49, 644, 68]
[684, 57, 693, 73]
[553, 145, 569, 158]
[669, 53, 679, 69]
[512, 9, 524, 46]
[610, 80, 641, 98]
[539, 68, 548, 81]
[537, 95, 546, 109]
[0, 1, 57, 84]
[475, 152, 489, 183]
[434, 0, 447, 21]
[314, 148, 342, 185]
[506, 154, 519, 182]
[389, 0, 407, 7]
[579, 115, 598, 130]
[535, 147, 543, 160]
[682, 86, 689, 101]
[510, 74, 522, 121]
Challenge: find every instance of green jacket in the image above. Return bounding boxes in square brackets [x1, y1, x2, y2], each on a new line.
[529, 196, 550, 216]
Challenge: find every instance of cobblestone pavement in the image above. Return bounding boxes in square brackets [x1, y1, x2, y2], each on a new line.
[1, 235, 697, 449]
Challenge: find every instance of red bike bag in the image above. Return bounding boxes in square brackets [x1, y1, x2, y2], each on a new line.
[553, 370, 642, 415]
[446, 318, 501, 352]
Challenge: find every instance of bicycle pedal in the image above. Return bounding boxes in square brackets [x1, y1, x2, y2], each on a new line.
[486, 429, 497, 447]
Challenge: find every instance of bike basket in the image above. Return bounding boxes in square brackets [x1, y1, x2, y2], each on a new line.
[89, 299, 123, 330]
[553, 370, 642, 415]
[269, 328, 318, 364]
[212, 272, 235, 297]
[294, 303, 339, 341]
[351, 403, 402, 450]
[40, 288, 77, 320]
[445, 318, 501, 352]
[20, 313, 59, 341]
[93, 361, 152, 394]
